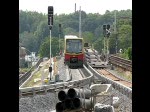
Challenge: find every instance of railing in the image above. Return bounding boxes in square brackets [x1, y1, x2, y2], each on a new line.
[19, 64, 94, 98]
[87, 64, 132, 99]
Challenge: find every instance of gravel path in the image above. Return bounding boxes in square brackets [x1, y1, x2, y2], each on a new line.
[19, 92, 58, 112]
[70, 69, 83, 81]
[96, 87, 132, 112]
[57, 57, 68, 81]
[19, 57, 67, 112]
[19, 57, 132, 112]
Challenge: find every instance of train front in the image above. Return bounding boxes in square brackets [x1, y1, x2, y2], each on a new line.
[64, 38, 84, 68]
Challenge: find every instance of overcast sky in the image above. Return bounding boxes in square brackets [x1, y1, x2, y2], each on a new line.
[19, 0, 132, 15]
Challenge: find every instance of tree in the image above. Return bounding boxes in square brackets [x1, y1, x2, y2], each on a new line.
[93, 38, 103, 53]
[35, 20, 49, 50]
[128, 47, 132, 60]
[82, 31, 94, 45]
[39, 37, 59, 57]
[63, 27, 77, 35]
[118, 24, 132, 50]
[19, 31, 38, 53]
[19, 9, 132, 59]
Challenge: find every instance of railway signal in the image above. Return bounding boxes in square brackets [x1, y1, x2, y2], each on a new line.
[103, 24, 111, 37]
[48, 6, 54, 80]
[103, 24, 111, 63]
[106, 24, 111, 37]
[48, 6, 53, 30]
[103, 24, 107, 37]
[59, 24, 61, 34]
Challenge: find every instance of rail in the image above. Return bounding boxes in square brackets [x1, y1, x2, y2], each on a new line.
[109, 55, 132, 71]
[19, 64, 94, 98]
[19, 58, 43, 87]
[87, 64, 132, 99]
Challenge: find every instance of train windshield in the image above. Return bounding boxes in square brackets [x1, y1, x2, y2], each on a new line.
[66, 39, 82, 53]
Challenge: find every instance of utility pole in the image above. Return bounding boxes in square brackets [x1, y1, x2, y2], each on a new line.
[103, 25, 106, 59]
[106, 24, 111, 63]
[48, 6, 53, 81]
[104, 35, 106, 55]
[59, 24, 61, 52]
[114, 11, 117, 54]
[79, 6, 81, 38]
[103, 24, 111, 62]
[106, 37, 109, 62]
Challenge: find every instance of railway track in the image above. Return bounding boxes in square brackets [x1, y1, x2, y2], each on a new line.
[19, 55, 132, 98]
[19, 60, 132, 112]
[68, 68, 84, 81]
[96, 69, 132, 88]
[109, 55, 132, 71]
[19, 58, 43, 87]
[87, 64, 132, 99]
[19, 65, 93, 98]
[19, 70, 32, 87]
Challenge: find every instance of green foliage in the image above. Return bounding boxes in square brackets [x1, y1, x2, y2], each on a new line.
[119, 49, 128, 59]
[118, 47, 132, 60]
[19, 31, 38, 53]
[64, 27, 77, 35]
[128, 47, 132, 60]
[109, 33, 117, 54]
[19, 67, 30, 73]
[39, 37, 50, 57]
[19, 9, 132, 59]
[93, 38, 103, 53]
[82, 31, 94, 44]
[39, 37, 60, 57]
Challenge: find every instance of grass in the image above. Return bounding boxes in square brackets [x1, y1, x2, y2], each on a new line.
[19, 68, 30, 73]
[23, 61, 50, 87]
[115, 67, 132, 81]
[23, 71, 41, 87]
[22, 59, 59, 88]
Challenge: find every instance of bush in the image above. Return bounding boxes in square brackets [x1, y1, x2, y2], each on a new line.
[128, 47, 132, 60]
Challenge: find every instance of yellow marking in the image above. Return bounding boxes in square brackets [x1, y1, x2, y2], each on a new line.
[44, 78, 49, 84]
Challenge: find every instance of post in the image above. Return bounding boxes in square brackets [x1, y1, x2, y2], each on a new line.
[114, 11, 117, 54]
[31, 55, 32, 67]
[106, 38, 109, 63]
[104, 36, 105, 55]
[115, 36, 118, 54]
[48, 6, 53, 81]
[59, 33, 60, 51]
[79, 6, 81, 38]
[59, 24, 61, 51]
[50, 18, 52, 80]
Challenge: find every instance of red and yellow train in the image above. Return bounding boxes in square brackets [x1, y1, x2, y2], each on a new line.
[64, 35, 84, 68]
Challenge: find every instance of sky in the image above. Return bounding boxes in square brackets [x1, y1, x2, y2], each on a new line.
[19, 0, 132, 15]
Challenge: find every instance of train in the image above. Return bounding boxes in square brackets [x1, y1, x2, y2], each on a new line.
[64, 35, 84, 68]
